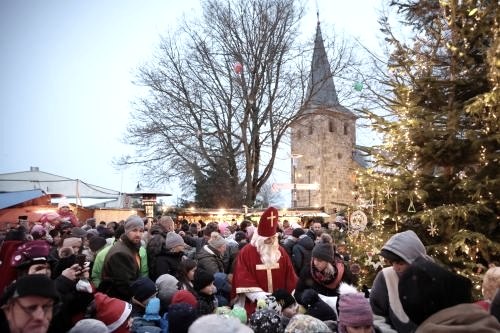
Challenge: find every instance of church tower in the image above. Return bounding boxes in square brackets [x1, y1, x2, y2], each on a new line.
[290, 20, 358, 213]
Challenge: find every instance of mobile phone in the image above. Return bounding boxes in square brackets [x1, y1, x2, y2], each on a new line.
[75, 254, 86, 268]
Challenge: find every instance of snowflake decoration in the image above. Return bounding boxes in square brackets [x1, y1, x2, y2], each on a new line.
[384, 185, 393, 199]
[427, 222, 439, 237]
[407, 197, 416, 213]
[365, 250, 383, 270]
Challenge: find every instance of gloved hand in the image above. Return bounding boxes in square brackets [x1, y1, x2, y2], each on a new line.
[76, 278, 93, 293]
[246, 291, 269, 303]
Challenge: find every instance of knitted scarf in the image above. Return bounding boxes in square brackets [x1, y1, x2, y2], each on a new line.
[311, 259, 345, 290]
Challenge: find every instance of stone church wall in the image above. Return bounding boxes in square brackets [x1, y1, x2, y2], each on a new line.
[291, 111, 357, 213]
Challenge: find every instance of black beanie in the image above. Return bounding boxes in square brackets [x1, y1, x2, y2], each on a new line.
[8, 274, 59, 304]
[89, 236, 107, 253]
[131, 277, 158, 303]
[292, 228, 305, 238]
[168, 303, 199, 333]
[302, 289, 337, 321]
[193, 270, 214, 291]
[234, 231, 247, 242]
[272, 288, 296, 309]
[312, 243, 334, 262]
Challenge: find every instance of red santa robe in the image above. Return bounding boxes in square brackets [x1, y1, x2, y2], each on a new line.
[231, 243, 298, 315]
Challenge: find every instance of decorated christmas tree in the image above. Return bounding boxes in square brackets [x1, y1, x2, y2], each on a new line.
[352, 0, 500, 297]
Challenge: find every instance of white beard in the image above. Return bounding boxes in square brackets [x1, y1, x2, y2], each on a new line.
[253, 235, 281, 266]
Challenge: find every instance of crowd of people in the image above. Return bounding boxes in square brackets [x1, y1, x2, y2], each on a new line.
[0, 202, 499, 333]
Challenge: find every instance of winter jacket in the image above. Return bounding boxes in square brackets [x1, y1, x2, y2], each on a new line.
[48, 274, 94, 333]
[196, 245, 225, 276]
[92, 242, 148, 288]
[0, 308, 11, 333]
[100, 235, 142, 301]
[281, 237, 296, 257]
[195, 291, 217, 315]
[0, 240, 23, 292]
[416, 303, 500, 333]
[301, 288, 337, 321]
[149, 249, 184, 282]
[370, 269, 417, 333]
[57, 208, 79, 227]
[222, 241, 239, 274]
[291, 235, 315, 275]
[369, 230, 427, 333]
[295, 253, 353, 305]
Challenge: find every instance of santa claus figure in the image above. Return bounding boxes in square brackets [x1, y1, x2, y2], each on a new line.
[231, 207, 298, 315]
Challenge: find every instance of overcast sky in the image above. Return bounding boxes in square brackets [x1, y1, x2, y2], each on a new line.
[0, 0, 385, 205]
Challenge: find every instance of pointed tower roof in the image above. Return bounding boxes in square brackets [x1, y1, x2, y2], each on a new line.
[306, 21, 339, 107]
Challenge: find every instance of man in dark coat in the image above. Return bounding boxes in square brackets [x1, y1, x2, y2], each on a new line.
[100, 215, 144, 301]
[291, 233, 315, 275]
[281, 227, 304, 258]
[0, 274, 60, 333]
[196, 232, 226, 276]
[148, 231, 186, 281]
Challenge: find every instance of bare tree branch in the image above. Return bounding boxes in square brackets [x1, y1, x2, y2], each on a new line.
[121, 0, 360, 206]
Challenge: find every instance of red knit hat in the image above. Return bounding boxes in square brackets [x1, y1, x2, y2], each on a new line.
[94, 292, 132, 332]
[257, 207, 279, 237]
[171, 290, 198, 308]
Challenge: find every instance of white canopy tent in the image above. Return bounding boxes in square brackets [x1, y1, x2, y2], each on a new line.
[0, 167, 122, 208]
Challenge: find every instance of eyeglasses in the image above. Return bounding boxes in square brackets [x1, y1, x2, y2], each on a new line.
[15, 300, 54, 317]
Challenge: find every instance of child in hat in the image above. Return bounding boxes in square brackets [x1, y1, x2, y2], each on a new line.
[338, 283, 376, 333]
[130, 277, 158, 317]
[192, 269, 217, 315]
[94, 292, 132, 333]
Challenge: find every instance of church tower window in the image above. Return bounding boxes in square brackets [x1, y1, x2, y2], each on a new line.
[343, 122, 349, 135]
[329, 120, 335, 132]
[308, 124, 313, 135]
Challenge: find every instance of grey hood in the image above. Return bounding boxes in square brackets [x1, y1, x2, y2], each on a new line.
[382, 230, 426, 264]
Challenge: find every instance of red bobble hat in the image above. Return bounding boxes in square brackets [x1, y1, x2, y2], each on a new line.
[257, 207, 279, 237]
[94, 292, 132, 332]
[171, 290, 198, 308]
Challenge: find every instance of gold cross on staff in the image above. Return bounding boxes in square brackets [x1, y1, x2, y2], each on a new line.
[267, 211, 277, 227]
[256, 263, 280, 292]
